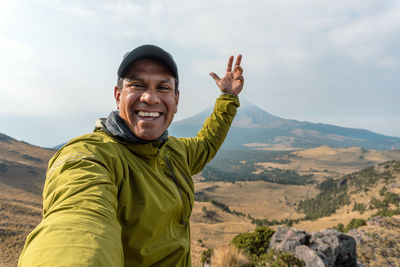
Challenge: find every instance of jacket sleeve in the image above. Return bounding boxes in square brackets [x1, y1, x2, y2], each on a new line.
[18, 138, 124, 267]
[184, 93, 239, 175]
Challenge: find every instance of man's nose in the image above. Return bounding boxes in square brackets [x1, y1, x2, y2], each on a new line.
[140, 89, 160, 104]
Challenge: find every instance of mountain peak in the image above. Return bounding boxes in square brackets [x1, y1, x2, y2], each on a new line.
[233, 99, 283, 128]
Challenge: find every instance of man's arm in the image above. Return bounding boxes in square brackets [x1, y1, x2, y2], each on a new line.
[184, 55, 244, 174]
[18, 137, 124, 267]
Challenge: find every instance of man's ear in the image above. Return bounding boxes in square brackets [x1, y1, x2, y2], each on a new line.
[114, 86, 121, 109]
[174, 90, 180, 113]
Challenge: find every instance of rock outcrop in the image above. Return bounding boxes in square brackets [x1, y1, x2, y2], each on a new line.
[268, 226, 361, 267]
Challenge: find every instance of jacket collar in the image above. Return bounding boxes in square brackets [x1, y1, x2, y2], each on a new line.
[94, 111, 168, 150]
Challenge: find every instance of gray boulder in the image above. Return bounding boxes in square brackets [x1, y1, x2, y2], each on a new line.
[309, 229, 357, 267]
[295, 245, 325, 267]
[268, 226, 359, 267]
[268, 226, 309, 254]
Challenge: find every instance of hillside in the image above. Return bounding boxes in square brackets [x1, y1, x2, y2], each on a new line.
[294, 160, 400, 231]
[170, 100, 400, 150]
[0, 132, 55, 265]
[0, 132, 54, 194]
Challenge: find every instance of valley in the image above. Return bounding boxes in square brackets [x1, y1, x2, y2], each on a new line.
[190, 147, 400, 266]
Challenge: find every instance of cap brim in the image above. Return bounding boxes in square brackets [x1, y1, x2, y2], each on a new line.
[118, 45, 178, 80]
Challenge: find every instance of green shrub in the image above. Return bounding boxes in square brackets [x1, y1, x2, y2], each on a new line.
[333, 223, 344, 232]
[384, 192, 400, 206]
[201, 248, 213, 265]
[379, 186, 388, 196]
[231, 226, 275, 257]
[231, 227, 305, 266]
[373, 207, 400, 217]
[344, 218, 366, 232]
[353, 202, 366, 214]
[257, 249, 305, 267]
[333, 219, 366, 233]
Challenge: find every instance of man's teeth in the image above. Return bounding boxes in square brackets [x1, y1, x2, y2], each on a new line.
[138, 111, 161, 118]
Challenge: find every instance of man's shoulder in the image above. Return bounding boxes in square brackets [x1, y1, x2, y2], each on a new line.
[63, 131, 113, 146]
[55, 131, 123, 158]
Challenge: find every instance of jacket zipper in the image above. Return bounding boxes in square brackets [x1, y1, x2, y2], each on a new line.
[164, 155, 189, 226]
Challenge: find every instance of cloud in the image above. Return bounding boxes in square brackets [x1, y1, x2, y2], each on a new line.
[328, 5, 400, 68]
[53, 4, 96, 18]
[0, 37, 33, 62]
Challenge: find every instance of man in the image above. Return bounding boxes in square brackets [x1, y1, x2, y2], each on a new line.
[18, 45, 244, 266]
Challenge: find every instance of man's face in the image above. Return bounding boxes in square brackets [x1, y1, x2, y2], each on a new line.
[114, 58, 179, 140]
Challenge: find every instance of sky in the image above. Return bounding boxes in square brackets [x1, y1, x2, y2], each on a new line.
[0, 0, 399, 148]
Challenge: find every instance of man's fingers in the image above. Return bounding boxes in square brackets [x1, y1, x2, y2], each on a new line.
[235, 54, 242, 67]
[209, 72, 221, 82]
[226, 56, 234, 72]
[234, 65, 243, 75]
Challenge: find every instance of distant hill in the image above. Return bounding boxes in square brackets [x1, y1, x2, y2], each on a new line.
[170, 99, 400, 150]
[0, 132, 55, 195]
[0, 132, 56, 265]
[51, 143, 66, 150]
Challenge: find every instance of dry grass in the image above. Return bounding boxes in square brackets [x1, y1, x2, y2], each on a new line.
[211, 246, 250, 267]
[350, 215, 400, 267]
[190, 201, 254, 267]
[0, 183, 42, 266]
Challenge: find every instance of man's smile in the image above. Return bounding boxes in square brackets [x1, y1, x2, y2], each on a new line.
[136, 111, 162, 120]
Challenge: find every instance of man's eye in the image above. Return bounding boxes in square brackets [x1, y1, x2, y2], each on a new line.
[159, 86, 171, 91]
[128, 83, 144, 88]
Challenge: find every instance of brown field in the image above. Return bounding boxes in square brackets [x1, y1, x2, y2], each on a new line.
[195, 181, 319, 220]
[255, 146, 400, 182]
[0, 183, 42, 266]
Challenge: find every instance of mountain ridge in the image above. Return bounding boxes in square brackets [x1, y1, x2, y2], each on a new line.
[170, 100, 400, 150]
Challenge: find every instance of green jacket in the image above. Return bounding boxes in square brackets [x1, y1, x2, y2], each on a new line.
[19, 94, 239, 267]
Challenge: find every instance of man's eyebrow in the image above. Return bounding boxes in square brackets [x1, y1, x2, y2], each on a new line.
[159, 78, 174, 84]
[124, 76, 173, 84]
[124, 76, 144, 82]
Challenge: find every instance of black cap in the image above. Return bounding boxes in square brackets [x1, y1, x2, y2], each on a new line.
[118, 44, 178, 80]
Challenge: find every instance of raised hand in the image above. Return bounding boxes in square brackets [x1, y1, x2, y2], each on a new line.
[209, 55, 244, 96]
